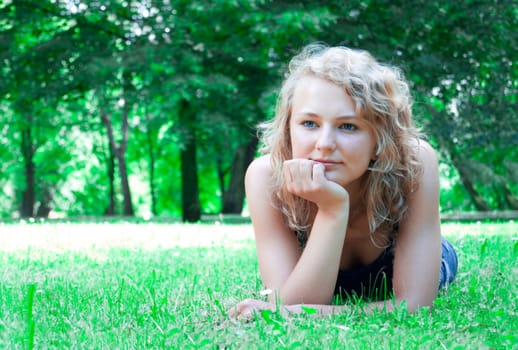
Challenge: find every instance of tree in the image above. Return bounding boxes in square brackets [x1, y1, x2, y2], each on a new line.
[324, 0, 517, 211]
[0, 0, 81, 217]
[0, 0, 515, 218]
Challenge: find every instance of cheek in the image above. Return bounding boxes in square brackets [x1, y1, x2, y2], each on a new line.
[344, 136, 375, 160]
[291, 144, 304, 158]
[289, 130, 309, 155]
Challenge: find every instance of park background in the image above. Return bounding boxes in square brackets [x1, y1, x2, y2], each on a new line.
[0, 0, 516, 221]
[1, 2, 517, 348]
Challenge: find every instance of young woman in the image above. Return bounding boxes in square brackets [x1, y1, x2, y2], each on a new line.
[229, 44, 458, 317]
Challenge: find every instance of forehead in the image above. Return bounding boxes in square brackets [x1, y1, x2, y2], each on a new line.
[292, 75, 343, 94]
[290, 75, 356, 116]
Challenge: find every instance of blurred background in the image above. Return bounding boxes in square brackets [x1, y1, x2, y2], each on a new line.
[0, 0, 516, 221]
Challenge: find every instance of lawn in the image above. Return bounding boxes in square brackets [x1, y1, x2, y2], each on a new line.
[0, 221, 516, 349]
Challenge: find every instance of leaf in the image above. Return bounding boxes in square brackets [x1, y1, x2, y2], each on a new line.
[395, 300, 409, 322]
[260, 309, 274, 324]
[260, 309, 285, 332]
[480, 239, 488, 257]
[300, 305, 317, 315]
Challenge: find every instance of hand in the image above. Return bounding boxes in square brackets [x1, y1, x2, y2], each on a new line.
[228, 299, 338, 318]
[228, 299, 277, 319]
[283, 159, 349, 211]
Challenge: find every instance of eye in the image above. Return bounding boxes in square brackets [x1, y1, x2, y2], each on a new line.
[302, 120, 317, 128]
[339, 123, 357, 131]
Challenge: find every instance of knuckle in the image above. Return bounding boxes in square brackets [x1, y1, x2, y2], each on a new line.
[241, 298, 254, 305]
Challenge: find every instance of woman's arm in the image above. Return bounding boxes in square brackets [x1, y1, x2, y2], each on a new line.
[390, 140, 442, 312]
[230, 142, 443, 318]
[246, 155, 350, 305]
[244, 155, 302, 296]
[229, 295, 408, 318]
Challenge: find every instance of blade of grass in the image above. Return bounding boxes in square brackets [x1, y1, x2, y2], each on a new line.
[25, 283, 36, 350]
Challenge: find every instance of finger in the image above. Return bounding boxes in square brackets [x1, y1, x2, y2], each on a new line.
[284, 159, 318, 195]
[229, 298, 260, 318]
[282, 161, 294, 186]
[240, 308, 255, 319]
[290, 160, 314, 187]
[228, 300, 248, 318]
[299, 160, 314, 183]
[283, 160, 300, 191]
[312, 163, 327, 183]
[227, 306, 237, 318]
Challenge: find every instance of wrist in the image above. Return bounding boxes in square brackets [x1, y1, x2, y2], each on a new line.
[315, 189, 349, 212]
[316, 201, 349, 219]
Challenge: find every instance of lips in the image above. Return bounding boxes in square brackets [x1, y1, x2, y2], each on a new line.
[312, 159, 342, 167]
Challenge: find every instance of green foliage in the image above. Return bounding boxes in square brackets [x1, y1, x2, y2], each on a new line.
[0, 0, 516, 217]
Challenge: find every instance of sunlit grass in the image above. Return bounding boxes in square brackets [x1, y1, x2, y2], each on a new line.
[0, 221, 516, 348]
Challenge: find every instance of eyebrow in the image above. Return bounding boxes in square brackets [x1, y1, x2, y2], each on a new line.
[295, 111, 357, 119]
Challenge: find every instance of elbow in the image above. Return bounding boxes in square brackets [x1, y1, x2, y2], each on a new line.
[394, 293, 436, 313]
[395, 299, 427, 313]
[393, 280, 438, 313]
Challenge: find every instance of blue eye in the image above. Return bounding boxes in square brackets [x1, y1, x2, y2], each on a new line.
[302, 121, 317, 128]
[340, 123, 357, 131]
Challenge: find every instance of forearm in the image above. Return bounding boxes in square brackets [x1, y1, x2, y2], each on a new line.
[229, 296, 422, 319]
[280, 299, 431, 316]
[273, 208, 348, 305]
[283, 298, 406, 317]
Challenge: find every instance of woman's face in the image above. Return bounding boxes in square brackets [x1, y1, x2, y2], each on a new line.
[289, 75, 377, 193]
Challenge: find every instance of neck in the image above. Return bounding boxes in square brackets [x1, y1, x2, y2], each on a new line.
[347, 185, 365, 210]
[346, 171, 370, 209]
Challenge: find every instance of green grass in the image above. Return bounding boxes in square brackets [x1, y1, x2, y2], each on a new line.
[0, 222, 516, 349]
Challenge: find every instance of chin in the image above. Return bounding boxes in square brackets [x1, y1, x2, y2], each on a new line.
[324, 173, 347, 186]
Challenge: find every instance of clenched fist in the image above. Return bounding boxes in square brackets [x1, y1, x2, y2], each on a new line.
[283, 159, 350, 213]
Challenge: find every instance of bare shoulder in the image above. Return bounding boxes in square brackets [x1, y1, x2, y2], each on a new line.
[245, 154, 275, 205]
[414, 139, 440, 188]
[415, 139, 439, 165]
[245, 154, 294, 243]
[246, 154, 272, 180]
[245, 155, 273, 196]
[403, 138, 440, 224]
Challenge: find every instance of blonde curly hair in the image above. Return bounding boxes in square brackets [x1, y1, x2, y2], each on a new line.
[259, 44, 423, 242]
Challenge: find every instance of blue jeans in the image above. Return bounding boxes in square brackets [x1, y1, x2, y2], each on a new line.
[438, 238, 458, 289]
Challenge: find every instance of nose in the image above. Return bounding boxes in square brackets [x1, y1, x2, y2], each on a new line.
[315, 125, 336, 151]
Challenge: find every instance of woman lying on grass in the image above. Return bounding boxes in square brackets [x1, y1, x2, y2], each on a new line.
[229, 44, 458, 318]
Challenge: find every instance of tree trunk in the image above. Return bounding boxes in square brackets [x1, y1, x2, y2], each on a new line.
[502, 184, 518, 210]
[105, 139, 116, 215]
[117, 149, 133, 216]
[145, 111, 157, 215]
[99, 89, 134, 216]
[221, 135, 259, 214]
[20, 120, 35, 218]
[118, 78, 134, 216]
[180, 99, 201, 222]
[452, 157, 491, 211]
[217, 155, 226, 210]
[181, 138, 200, 222]
[430, 109, 492, 212]
[35, 187, 52, 218]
